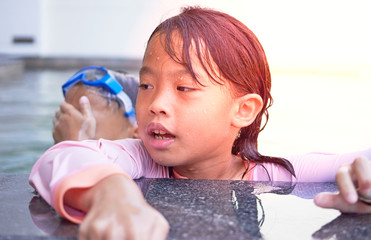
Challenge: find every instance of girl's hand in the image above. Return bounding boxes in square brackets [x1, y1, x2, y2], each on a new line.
[52, 96, 96, 143]
[66, 175, 169, 240]
[314, 156, 371, 213]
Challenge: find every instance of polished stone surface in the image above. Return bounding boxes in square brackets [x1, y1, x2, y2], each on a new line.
[1, 174, 370, 239]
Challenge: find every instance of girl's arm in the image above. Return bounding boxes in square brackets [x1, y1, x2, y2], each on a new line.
[29, 138, 168, 223]
[274, 148, 371, 182]
[254, 149, 371, 213]
[281, 148, 371, 213]
[314, 156, 371, 213]
[252, 148, 371, 182]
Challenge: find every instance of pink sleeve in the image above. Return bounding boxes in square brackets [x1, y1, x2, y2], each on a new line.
[252, 148, 371, 182]
[28, 138, 168, 223]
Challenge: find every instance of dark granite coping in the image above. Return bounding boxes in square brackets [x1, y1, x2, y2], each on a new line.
[1, 174, 370, 239]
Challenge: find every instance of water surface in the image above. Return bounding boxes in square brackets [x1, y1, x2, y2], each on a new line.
[0, 70, 74, 173]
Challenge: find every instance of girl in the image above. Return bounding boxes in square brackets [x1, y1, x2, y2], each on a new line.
[29, 6, 371, 240]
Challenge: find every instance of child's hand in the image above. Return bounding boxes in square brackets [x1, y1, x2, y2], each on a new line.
[52, 96, 96, 143]
[314, 156, 371, 213]
[69, 175, 169, 240]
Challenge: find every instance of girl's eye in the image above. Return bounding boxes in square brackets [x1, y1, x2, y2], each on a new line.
[177, 86, 193, 92]
[139, 84, 153, 90]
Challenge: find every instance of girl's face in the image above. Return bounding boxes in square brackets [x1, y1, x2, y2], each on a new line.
[137, 34, 238, 170]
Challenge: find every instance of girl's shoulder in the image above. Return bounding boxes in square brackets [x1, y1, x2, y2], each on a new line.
[111, 138, 169, 178]
[113, 138, 149, 154]
[114, 138, 155, 159]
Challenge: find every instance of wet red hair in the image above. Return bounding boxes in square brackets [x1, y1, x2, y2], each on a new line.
[148, 6, 295, 177]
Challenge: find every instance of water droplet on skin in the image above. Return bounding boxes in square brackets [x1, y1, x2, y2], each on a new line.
[175, 76, 183, 83]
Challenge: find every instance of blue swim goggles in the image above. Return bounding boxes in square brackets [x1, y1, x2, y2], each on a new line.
[62, 66, 137, 126]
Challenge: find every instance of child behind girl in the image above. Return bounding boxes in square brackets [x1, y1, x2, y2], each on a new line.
[52, 67, 139, 143]
[29, 6, 371, 240]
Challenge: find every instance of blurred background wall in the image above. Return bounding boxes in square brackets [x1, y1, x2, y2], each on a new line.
[0, 0, 247, 59]
[1, 0, 370, 65]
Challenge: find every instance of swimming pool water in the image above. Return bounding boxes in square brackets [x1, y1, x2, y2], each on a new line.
[0, 70, 74, 173]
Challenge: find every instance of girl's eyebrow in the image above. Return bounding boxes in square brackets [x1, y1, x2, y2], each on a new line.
[139, 66, 153, 76]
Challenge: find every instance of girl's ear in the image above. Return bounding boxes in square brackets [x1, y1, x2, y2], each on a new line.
[231, 94, 263, 128]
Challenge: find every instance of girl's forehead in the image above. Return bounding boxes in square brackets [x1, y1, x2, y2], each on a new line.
[145, 31, 200, 59]
[143, 33, 230, 88]
[144, 34, 205, 71]
[145, 34, 177, 58]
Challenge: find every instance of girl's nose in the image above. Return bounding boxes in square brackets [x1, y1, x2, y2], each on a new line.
[149, 91, 171, 116]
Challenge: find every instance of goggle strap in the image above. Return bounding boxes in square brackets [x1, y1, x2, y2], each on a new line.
[125, 109, 135, 117]
[117, 91, 136, 116]
[127, 112, 137, 126]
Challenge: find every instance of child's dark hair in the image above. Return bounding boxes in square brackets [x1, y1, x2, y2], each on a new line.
[148, 6, 296, 177]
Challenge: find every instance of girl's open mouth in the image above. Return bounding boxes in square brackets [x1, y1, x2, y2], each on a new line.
[152, 129, 175, 140]
[146, 123, 176, 149]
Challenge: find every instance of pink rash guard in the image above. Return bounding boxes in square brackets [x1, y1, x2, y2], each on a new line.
[29, 138, 371, 223]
